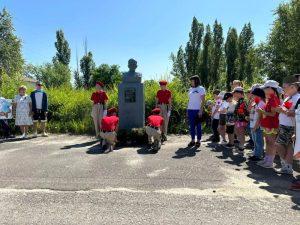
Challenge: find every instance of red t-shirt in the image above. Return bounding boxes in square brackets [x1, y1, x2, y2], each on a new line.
[260, 95, 280, 129]
[156, 90, 172, 104]
[147, 115, 164, 128]
[101, 116, 119, 131]
[91, 91, 108, 104]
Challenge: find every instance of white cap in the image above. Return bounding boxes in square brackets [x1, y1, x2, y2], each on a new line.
[233, 86, 244, 92]
[261, 80, 279, 89]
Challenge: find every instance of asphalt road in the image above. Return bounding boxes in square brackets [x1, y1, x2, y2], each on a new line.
[0, 135, 299, 225]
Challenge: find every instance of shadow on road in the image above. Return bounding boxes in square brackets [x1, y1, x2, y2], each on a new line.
[61, 140, 99, 150]
[206, 142, 300, 210]
[172, 146, 200, 159]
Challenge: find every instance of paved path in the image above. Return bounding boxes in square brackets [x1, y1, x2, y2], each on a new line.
[0, 135, 299, 224]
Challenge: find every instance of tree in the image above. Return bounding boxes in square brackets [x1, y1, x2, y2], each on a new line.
[91, 64, 122, 87]
[225, 28, 238, 90]
[0, 8, 24, 77]
[238, 23, 254, 81]
[80, 51, 95, 88]
[200, 25, 212, 88]
[29, 62, 71, 88]
[53, 30, 71, 65]
[210, 20, 224, 85]
[170, 46, 187, 86]
[185, 17, 204, 76]
[73, 70, 83, 89]
[260, 0, 300, 83]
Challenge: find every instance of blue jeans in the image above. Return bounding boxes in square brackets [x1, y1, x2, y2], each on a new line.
[187, 110, 202, 141]
[251, 128, 264, 158]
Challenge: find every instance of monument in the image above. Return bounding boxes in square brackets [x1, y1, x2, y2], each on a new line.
[118, 59, 145, 130]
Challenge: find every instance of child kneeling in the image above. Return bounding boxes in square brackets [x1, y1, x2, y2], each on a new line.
[145, 108, 164, 153]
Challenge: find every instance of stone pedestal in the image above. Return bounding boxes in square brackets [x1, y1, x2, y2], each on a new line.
[118, 77, 145, 130]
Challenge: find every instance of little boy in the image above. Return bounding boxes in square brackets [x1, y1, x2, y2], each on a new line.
[100, 108, 119, 153]
[145, 108, 164, 153]
[211, 90, 221, 142]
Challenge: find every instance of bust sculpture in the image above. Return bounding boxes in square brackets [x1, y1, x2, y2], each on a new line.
[122, 58, 142, 83]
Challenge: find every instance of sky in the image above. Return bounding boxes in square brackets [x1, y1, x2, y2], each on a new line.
[0, 0, 285, 80]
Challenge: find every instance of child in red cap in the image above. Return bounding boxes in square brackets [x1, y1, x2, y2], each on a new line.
[91, 81, 108, 137]
[156, 80, 172, 142]
[145, 108, 164, 153]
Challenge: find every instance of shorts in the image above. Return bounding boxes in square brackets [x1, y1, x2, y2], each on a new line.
[276, 125, 294, 146]
[219, 114, 226, 126]
[226, 125, 235, 134]
[33, 110, 47, 122]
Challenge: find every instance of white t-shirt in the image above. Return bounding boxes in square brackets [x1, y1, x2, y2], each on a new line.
[249, 100, 265, 128]
[187, 86, 206, 110]
[219, 101, 228, 114]
[279, 93, 300, 127]
[35, 92, 43, 110]
[212, 100, 222, 120]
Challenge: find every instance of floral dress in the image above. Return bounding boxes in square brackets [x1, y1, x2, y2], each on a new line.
[14, 94, 33, 126]
[234, 98, 249, 128]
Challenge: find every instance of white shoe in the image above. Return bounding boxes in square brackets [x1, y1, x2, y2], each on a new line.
[42, 132, 48, 137]
[33, 132, 38, 138]
[275, 166, 293, 175]
[20, 133, 27, 139]
[259, 161, 274, 169]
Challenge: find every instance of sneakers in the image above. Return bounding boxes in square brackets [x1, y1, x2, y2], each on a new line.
[42, 132, 48, 137]
[259, 161, 274, 169]
[256, 159, 266, 166]
[275, 166, 293, 175]
[195, 141, 201, 148]
[20, 133, 27, 139]
[188, 141, 195, 147]
[33, 132, 38, 138]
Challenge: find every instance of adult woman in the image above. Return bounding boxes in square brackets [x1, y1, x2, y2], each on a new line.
[13, 85, 33, 138]
[258, 80, 281, 168]
[187, 75, 206, 147]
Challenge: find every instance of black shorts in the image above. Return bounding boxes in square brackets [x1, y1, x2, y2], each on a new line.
[219, 114, 226, 126]
[33, 110, 47, 122]
[226, 125, 235, 134]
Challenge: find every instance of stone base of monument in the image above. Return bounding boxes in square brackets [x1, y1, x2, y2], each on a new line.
[116, 128, 148, 146]
[118, 82, 145, 130]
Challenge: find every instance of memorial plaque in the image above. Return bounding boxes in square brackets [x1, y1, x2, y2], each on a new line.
[125, 88, 136, 103]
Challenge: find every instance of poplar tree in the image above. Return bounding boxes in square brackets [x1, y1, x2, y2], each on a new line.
[201, 25, 212, 87]
[53, 30, 71, 65]
[80, 52, 95, 88]
[225, 28, 238, 90]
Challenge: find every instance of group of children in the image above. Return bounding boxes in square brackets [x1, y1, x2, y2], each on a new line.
[90, 80, 172, 153]
[209, 77, 300, 190]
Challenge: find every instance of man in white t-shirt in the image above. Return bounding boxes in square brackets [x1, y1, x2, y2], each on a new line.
[187, 75, 206, 148]
[275, 81, 300, 174]
[211, 90, 222, 142]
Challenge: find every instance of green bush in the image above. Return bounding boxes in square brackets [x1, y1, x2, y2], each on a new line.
[1, 78, 213, 135]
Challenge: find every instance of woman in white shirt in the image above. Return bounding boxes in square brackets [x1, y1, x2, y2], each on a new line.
[12, 85, 33, 138]
[187, 75, 206, 148]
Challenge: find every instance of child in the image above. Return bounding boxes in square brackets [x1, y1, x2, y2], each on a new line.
[0, 95, 12, 139]
[275, 80, 300, 174]
[218, 91, 228, 145]
[233, 86, 249, 152]
[224, 92, 235, 148]
[145, 108, 164, 153]
[211, 90, 221, 142]
[100, 108, 119, 153]
[91, 81, 108, 137]
[258, 80, 281, 168]
[249, 88, 266, 161]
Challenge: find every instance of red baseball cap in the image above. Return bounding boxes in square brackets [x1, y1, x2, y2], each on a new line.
[152, 108, 161, 114]
[159, 80, 168, 86]
[108, 107, 117, 115]
[96, 81, 104, 87]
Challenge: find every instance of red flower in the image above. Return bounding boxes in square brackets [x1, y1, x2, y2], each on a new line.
[254, 97, 260, 104]
[283, 101, 293, 109]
